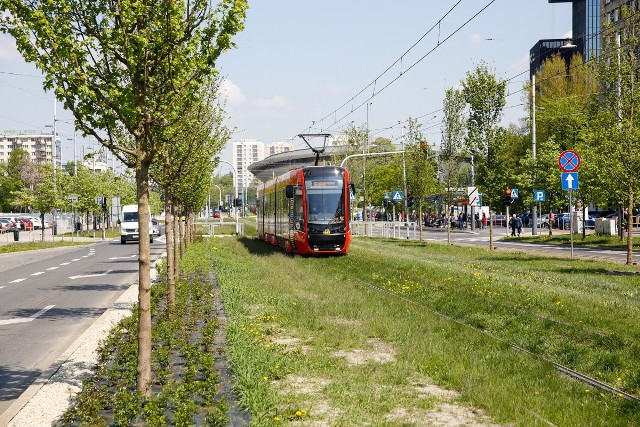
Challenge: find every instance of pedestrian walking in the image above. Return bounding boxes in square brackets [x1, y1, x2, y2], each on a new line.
[481, 211, 487, 229]
[509, 214, 517, 236]
[516, 215, 523, 236]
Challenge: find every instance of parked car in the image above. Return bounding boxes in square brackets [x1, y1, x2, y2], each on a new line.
[0, 217, 19, 231]
[538, 214, 549, 228]
[491, 214, 507, 227]
[20, 216, 42, 229]
[0, 218, 11, 233]
[212, 209, 221, 218]
[17, 218, 33, 231]
[585, 215, 595, 229]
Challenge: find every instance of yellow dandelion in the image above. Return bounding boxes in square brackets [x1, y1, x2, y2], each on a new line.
[274, 416, 281, 421]
[295, 410, 302, 417]
[263, 376, 269, 381]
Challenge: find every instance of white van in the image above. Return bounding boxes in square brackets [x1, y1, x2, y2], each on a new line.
[120, 204, 153, 244]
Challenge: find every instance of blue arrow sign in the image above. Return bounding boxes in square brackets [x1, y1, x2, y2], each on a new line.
[533, 190, 546, 202]
[561, 172, 579, 190]
[392, 190, 403, 201]
[510, 188, 519, 199]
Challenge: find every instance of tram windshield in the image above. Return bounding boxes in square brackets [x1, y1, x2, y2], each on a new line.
[306, 178, 345, 224]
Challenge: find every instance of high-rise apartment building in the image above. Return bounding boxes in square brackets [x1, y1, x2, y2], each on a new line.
[232, 139, 265, 191]
[265, 141, 294, 157]
[0, 131, 61, 167]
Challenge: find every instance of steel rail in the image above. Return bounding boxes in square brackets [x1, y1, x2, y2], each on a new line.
[348, 275, 640, 404]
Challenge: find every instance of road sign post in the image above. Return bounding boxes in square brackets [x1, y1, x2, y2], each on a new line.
[558, 150, 581, 258]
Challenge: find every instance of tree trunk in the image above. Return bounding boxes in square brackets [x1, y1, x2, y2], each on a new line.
[40, 212, 45, 242]
[627, 189, 634, 265]
[180, 213, 185, 260]
[173, 207, 180, 280]
[165, 195, 175, 308]
[135, 164, 152, 396]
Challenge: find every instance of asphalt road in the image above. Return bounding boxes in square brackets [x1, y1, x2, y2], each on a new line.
[0, 236, 166, 417]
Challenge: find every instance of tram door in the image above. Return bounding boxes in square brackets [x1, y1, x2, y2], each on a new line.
[293, 186, 303, 241]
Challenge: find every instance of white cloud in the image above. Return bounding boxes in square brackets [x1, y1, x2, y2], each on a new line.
[220, 79, 246, 105]
[250, 95, 291, 108]
[470, 33, 483, 45]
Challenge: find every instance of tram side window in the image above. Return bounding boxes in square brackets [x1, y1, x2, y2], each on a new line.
[294, 186, 303, 218]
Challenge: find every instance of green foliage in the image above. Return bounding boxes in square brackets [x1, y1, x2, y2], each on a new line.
[461, 62, 507, 210]
[403, 118, 442, 212]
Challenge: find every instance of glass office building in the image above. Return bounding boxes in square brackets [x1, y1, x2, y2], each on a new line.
[549, 0, 600, 60]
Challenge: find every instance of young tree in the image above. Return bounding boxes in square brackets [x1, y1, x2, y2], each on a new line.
[461, 62, 507, 249]
[0, 0, 248, 394]
[440, 87, 469, 243]
[589, 5, 640, 263]
[403, 117, 441, 238]
[152, 81, 230, 307]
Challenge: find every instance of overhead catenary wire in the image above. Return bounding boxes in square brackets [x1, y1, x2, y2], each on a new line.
[300, 0, 497, 138]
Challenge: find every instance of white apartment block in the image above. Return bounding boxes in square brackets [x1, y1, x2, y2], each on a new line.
[0, 131, 61, 166]
[232, 139, 265, 190]
[265, 141, 294, 157]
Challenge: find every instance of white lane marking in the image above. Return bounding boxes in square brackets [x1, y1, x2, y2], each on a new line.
[69, 270, 113, 280]
[31, 272, 45, 276]
[0, 305, 55, 326]
[71, 258, 81, 262]
[60, 262, 70, 266]
[0, 286, 4, 290]
[82, 255, 89, 258]
[9, 278, 27, 283]
[47, 267, 59, 271]
[109, 255, 137, 260]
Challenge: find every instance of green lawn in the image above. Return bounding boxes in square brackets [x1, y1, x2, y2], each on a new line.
[214, 234, 640, 426]
[58, 224, 640, 426]
[0, 240, 90, 253]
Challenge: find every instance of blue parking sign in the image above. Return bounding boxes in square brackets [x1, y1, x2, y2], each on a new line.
[534, 190, 546, 202]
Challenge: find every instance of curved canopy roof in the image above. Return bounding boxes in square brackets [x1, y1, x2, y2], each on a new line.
[248, 145, 346, 183]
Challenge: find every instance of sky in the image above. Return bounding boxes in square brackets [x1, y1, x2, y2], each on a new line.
[0, 0, 573, 171]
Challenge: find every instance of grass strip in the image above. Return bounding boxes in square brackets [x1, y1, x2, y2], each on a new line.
[212, 233, 640, 426]
[0, 240, 90, 253]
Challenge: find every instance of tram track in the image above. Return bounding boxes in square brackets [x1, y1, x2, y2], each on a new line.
[306, 245, 640, 404]
[355, 274, 640, 404]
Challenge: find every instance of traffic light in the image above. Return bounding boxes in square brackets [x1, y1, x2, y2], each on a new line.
[504, 187, 512, 206]
[233, 198, 241, 207]
[407, 191, 415, 207]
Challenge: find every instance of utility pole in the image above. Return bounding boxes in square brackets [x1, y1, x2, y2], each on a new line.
[532, 74, 538, 235]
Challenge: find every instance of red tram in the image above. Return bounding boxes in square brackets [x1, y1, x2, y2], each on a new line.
[256, 165, 353, 255]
